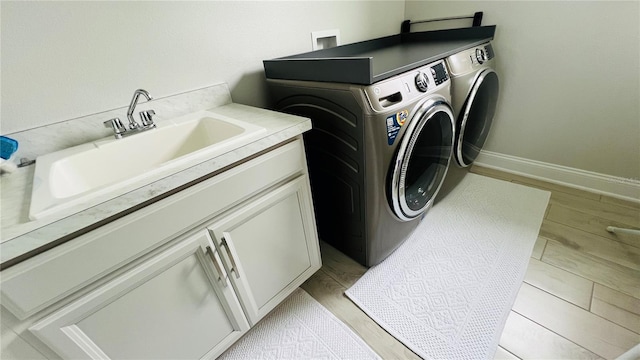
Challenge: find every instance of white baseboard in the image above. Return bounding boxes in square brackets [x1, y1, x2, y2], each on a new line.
[474, 150, 640, 203]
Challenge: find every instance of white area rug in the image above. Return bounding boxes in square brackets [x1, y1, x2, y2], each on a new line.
[346, 173, 550, 360]
[219, 288, 380, 360]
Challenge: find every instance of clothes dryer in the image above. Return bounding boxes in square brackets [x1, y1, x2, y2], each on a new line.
[447, 41, 499, 168]
[268, 60, 454, 267]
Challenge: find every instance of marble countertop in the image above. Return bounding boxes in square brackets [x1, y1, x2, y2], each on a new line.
[0, 103, 311, 269]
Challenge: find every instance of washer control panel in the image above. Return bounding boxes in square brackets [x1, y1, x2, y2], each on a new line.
[415, 63, 449, 92]
[363, 59, 450, 112]
[430, 63, 449, 85]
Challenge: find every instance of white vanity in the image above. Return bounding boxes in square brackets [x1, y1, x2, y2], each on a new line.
[0, 84, 321, 359]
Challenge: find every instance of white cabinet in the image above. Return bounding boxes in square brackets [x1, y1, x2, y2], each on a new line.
[30, 232, 249, 359]
[1, 138, 321, 359]
[208, 177, 320, 325]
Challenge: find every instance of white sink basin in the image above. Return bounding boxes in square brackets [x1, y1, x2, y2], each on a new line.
[29, 110, 266, 220]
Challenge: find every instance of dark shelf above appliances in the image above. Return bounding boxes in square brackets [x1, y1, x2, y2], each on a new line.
[263, 25, 496, 85]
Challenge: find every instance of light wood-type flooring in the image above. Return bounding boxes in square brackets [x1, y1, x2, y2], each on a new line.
[300, 166, 640, 359]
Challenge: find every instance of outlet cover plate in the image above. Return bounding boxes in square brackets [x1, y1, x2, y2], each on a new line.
[311, 29, 341, 51]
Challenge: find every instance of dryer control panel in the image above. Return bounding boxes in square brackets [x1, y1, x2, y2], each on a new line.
[446, 41, 496, 76]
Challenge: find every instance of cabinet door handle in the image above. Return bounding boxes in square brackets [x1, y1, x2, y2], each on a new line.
[221, 235, 241, 279]
[205, 246, 227, 287]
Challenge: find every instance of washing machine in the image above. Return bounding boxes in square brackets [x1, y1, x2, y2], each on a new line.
[447, 41, 499, 168]
[267, 59, 455, 267]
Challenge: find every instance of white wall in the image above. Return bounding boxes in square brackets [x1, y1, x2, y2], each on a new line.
[1, 1, 405, 134]
[406, 1, 640, 181]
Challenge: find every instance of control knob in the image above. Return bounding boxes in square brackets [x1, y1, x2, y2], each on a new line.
[415, 72, 429, 92]
[476, 48, 487, 64]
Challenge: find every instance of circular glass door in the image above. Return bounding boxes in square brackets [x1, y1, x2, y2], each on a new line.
[389, 99, 454, 221]
[455, 69, 499, 167]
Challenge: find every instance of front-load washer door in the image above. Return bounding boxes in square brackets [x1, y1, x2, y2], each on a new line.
[389, 99, 454, 221]
[455, 69, 499, 167]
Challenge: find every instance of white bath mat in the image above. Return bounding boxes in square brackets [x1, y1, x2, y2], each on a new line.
[219, 288, 380, 360]
[346, 173, 550, 360]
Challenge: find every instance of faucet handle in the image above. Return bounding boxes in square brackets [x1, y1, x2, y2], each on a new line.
[104, 118, 126, 138]
[139, 110, 156, 128]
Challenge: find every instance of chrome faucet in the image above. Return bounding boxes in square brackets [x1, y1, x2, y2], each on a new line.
[104, 88, 157, 139]
[127, 89, 153, 130]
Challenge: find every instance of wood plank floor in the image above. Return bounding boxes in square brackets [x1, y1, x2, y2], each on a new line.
[301, 166, 640, 360]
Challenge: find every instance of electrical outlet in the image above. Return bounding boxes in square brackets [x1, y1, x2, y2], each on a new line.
[311, 29, 340, 51]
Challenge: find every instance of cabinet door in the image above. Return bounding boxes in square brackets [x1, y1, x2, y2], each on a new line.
[209, 175, 321, 325]
[29, 231, 249, 360]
